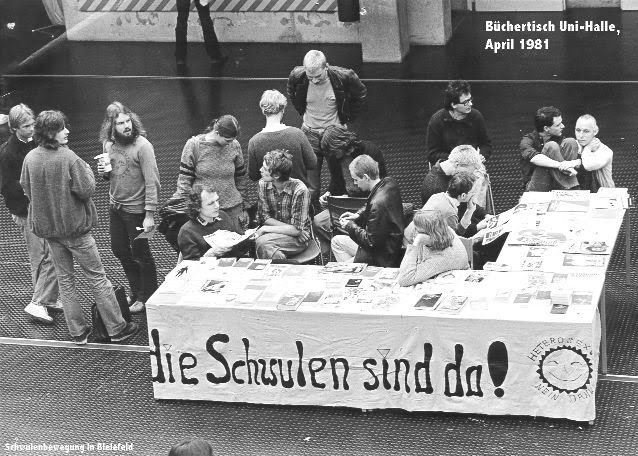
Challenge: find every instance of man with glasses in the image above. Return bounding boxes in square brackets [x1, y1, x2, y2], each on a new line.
[426, 80, 492, 166]
[287, 50, 367, 212]
[520, 106, 582, 191]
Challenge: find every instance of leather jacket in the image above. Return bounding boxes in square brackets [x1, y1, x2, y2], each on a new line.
[287, 65, 367, 125]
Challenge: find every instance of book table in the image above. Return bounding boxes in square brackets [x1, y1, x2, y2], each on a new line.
[147, 191, 626, 422]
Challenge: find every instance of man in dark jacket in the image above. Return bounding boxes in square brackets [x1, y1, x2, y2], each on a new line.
[331, 155, 404, 267]
[426, 80, 492, 166]
[287, 50, 367, 209]
[0, 104, 60, 325]
[311, 125, 387, 254]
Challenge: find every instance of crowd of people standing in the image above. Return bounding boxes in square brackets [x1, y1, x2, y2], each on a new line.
[0, 49, 616, 345]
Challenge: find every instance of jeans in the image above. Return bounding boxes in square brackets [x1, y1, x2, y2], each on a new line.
[109, 206, 158, 303]
[302, 125, 325, 208]
[527, 138, 580, 192]
[255, 233, 308, 259]
[175, 0, 222, 59]
[47, 233, 126, 337]
[12, 215, 59, 307]
[312, 209, 333, 255]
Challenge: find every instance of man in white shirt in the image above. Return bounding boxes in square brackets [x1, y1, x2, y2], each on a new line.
[575, 114, 615, 191]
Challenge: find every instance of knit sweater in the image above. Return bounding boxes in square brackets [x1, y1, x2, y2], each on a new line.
[173, 135, 248, 210]
[247, 127, 317, 186]
[177, 210, 243, 260]
[104, 136, 160, 213]
[398, 233, 469, 287]
[0, 134, 35, 217]
[20, 146, 98, 238]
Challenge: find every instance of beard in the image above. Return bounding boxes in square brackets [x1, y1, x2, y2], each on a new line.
[113, 129, 136, 145]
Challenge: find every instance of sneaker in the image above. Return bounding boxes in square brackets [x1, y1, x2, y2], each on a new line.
[110, 322, 139, 343]
[45, 299, 64, 313]
[71, 327, 91, 345]
[129, 300, 145, 314]
[24, 302, 53, 324]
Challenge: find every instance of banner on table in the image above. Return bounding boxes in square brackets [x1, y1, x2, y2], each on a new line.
[149, 306, 598, 421]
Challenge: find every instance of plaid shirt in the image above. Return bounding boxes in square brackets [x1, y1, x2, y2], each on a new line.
[258, 178, 310, 234]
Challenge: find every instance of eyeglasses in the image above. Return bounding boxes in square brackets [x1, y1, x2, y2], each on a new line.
[457, 97, 473, 107]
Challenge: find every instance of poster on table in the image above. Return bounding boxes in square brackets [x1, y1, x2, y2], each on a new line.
[148, 304, 599, 422]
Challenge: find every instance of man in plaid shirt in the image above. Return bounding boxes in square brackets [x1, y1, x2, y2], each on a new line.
[255, 149, 311, 259]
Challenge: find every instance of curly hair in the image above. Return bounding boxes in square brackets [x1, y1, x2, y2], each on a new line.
[263, 149, 293, 181]
[259, 90, 287, 116]
[413, 209, 454, 251]
[187, 184, 218, 220]
[34, 110, 68, 150]
[168, 438, 215, 456]
[99, 101, 146, 143]
[443, 80, 471, 110]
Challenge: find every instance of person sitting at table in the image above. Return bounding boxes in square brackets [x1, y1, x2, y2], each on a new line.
[177, 184, 244, 261]
[312, 125, 387, 254]
[331, 154, 404, 267]
[398, 209, 469, 287]
[254, 149, 311, 259]
[168, 438, 215, 456]
[404, 171, 488, 246]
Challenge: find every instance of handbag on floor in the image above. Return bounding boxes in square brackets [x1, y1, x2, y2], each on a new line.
[92, 286, 132, 343]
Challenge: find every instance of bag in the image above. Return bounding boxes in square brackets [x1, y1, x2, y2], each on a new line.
[92, 285, 132, 343]
[157, 197, 190, 253]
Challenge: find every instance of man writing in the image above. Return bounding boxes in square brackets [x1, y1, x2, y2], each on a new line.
[287, 50, 367, 210]
[98, 101, 161, 314]
[331, 155, 405, 267]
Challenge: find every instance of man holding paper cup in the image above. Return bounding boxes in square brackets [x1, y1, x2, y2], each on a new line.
[98, 102, 160, 314]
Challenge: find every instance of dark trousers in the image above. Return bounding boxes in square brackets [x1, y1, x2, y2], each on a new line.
[175, 0, 222, 59]
[109, 206, 158, 303]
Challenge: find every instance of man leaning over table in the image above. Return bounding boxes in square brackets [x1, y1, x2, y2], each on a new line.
[331, 154, 404, 267]
[254, 149, 311, 260]
[520, 106, 586, 192]
[574, 114, 615, 192]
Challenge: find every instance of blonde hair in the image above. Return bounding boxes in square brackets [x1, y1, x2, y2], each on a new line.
[413, 210, 454, 251]
[303, 50, 327, 72]
[259, 90, 287, 116]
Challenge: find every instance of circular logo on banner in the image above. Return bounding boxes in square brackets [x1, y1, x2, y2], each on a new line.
[537, 346, 592, 394]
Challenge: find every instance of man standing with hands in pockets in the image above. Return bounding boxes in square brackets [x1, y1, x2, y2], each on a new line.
[98, 102, 160, 314]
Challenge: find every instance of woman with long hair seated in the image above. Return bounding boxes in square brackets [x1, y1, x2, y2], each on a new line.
[398, 209, 469, 287]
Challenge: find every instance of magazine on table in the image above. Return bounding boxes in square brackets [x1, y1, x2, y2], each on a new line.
[563, 240, 612, 255]
[508, 229, 566, 246]
[436, 295, 468, 315]
[562, 253, 606, 268]
[321, 262, 367, 274]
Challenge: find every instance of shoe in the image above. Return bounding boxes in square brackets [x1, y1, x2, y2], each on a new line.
[210, 55, 228, 65]
[45, 299, 64, 313]
[24, 302, 53, 324]
[71, 327, 91, 345]
[129, 300, 145, 314]
[110, 322, 139, 343]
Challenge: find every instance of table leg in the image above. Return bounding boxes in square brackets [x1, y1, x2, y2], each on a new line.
[626, 207, 631, 285]
[599, 282, 608, 375]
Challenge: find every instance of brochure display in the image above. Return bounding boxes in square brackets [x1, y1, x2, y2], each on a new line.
[147, 191, 627, 422]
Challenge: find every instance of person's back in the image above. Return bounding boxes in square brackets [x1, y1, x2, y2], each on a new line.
[22, 145, 98, 239]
